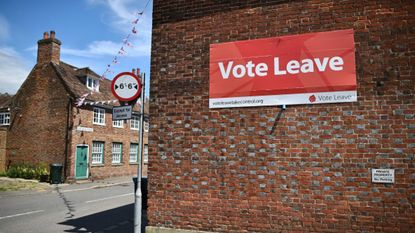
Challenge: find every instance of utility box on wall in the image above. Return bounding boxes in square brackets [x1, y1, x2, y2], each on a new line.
[148, 1, 415, 232]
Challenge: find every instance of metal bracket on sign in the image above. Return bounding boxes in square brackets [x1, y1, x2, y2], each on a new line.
[270, 104, 286, 135]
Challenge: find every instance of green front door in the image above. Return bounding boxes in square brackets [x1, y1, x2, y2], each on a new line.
[75, 146, 88, 179]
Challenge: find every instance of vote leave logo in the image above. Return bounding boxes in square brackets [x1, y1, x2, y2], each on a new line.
[209, 29, 357, 108]
[309, 95, 316, 103]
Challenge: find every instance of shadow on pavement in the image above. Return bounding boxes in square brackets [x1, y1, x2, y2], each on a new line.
[59, 203, 147, 233]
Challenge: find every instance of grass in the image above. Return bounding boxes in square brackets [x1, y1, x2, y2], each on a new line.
[0, 177, 51, 192]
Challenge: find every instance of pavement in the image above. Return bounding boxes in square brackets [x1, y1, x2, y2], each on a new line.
[0, 175, 135, 196]
[57, 175, 135, 192]
[0, 175, 146, 233]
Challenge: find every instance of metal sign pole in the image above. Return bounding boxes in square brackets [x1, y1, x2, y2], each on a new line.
[134, 72, 145, 233]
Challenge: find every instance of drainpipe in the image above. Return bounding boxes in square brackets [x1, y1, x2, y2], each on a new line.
[63, 96, 72, 182]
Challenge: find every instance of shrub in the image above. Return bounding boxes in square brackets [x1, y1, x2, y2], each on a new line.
[6, 164, 49, 180]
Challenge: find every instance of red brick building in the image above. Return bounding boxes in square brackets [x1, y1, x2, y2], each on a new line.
[0, 94, 12, 172]
[5, 31, 148, 181]
[148, 1, 414, 232]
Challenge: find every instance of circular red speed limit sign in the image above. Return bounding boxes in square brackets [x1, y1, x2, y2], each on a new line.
[111, 72, 142, 102]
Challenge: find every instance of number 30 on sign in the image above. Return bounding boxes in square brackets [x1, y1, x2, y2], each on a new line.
[111, 72, 142, 102]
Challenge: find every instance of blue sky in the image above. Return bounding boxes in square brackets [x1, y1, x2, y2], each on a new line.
[0, 0, 152, 97]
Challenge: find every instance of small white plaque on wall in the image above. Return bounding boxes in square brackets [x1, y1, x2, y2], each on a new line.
[372, 169, 395, 183]
[76, 126, 94, 132]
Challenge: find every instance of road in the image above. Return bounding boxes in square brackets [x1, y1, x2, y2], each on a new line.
[0, 179, 145, 233]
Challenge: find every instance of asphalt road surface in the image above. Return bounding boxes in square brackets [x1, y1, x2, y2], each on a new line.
[0, 179, 146, 233]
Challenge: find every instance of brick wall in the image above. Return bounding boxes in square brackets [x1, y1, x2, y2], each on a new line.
[6, 31, 148, 181]
[8, 71, 148, 180]
[7, 65, 69, 168]
[67, 106, 144, 180]
[148, 0, 415, 232]
[0, 128, 6, 172]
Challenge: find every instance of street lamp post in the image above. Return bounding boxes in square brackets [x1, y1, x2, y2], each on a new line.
[134, 73, 145, 233]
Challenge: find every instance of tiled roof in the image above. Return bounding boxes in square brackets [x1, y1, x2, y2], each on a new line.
[52, 62, 115, 103]
[1, 61, 146, 111]
[0, 93, 13, 109]
[52, 62, 147, 112]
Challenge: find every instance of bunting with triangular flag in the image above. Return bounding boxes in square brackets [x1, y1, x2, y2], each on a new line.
[75, 2, 149, 107]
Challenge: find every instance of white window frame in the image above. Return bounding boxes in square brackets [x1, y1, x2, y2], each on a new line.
[130, 115, 140, 130]
[93, 107, 105, 125]
[91, 141, 104, 164]
[113, 119, 124, 128]
[86, 76, 99, 92]
[0, 112, 10, 126]
[130, 143, 138, 163]
[144, 121, 149, 132]
[112, 143, 122, 164]
[143, 144, 149, 163]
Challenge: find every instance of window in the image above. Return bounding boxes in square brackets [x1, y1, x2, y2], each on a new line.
[0, 112, 10, 126]
[144, 145, 149, 163]
[144, 121, 149, 132]
[93, 108, 105, 125]
[130, 115, 140, 130]
[112, 143, 122, 164]
[113, 120, 123, 128]
[130, 143, 138, 163]
[87, 76, 99, 92]
[92, 142, 104, 164]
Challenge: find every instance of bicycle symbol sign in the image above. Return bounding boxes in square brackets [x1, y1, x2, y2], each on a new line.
[111, 72, 142, 102]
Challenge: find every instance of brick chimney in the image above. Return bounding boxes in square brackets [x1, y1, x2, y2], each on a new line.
[37, 30, 61, 65]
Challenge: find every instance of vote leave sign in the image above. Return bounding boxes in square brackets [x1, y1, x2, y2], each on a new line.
[209, 29, 357, 108]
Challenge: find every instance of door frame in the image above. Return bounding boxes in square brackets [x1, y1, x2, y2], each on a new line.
[75, 144, 89, 179]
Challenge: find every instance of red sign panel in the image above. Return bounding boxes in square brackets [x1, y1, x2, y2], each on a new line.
[209, 29, 357, 108]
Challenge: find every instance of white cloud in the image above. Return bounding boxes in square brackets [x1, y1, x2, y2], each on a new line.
[62, 41, 120, 58]
[61, 38, 150, 58]
[79, 0, 152, 58]
[0, 47, 31, 94]
[107, 0, 136, 21]
[86, 0, 151, 32]
[60, 56, 107, 74]
[0, 15, 10, 41]
[54, 0, 152, 80]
